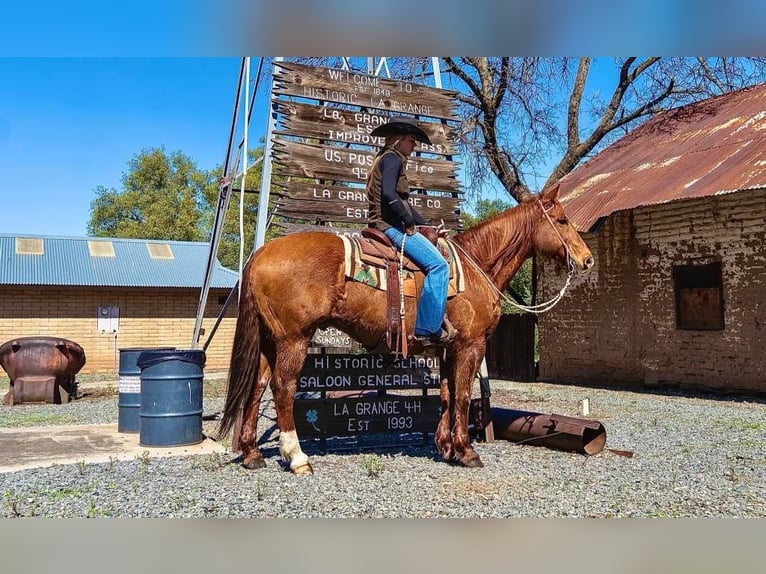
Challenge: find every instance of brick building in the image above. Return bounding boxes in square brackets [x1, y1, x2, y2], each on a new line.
[538, 84, 766, 394]
[0, 235, 239, 374]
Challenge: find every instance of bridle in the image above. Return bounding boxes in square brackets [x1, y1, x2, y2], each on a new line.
[538, 197, 576, 274]
[452, 197, 575, 314]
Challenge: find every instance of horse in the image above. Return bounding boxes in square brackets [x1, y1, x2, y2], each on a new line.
[218, 183, 594, 473]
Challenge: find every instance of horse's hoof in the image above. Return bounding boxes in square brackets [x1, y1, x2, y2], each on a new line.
[438, 447, 453, 462]
[461, 454, 484, 468]
[242, 457, 267, 470]
[291, 462, 314, 475]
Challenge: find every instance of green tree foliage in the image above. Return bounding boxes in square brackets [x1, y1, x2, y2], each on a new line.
[88, 147, 210, 241]
[88, 145, 279, 271]
[463, 198, 532, 314]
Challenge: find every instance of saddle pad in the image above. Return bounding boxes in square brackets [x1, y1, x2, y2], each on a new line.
[340, 235, 465, 298]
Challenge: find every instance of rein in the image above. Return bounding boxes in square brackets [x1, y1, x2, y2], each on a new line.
[452, 198, 575, 315]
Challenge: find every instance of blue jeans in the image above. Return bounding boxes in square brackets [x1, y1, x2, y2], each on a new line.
[384, 227, 449, 336]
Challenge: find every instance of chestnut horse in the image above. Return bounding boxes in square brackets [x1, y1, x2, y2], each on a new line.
[218, 184, 593, 473]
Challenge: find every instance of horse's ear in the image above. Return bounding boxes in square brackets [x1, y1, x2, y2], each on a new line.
[542, 183, 560, 202]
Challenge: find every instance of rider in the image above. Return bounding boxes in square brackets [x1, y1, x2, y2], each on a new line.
[366, 116, 456, 346]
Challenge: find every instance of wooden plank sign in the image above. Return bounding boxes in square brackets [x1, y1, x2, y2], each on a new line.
[274, 222, 365, 237]
[274, 196, 461, 226]
[311, 326, 354, 348]
[272, 139, 461, 192]
[276, 181, 462, 219]
[274, 61, 459, 121]
[274, 100, 458, 156]
[294, 395, 441, 438]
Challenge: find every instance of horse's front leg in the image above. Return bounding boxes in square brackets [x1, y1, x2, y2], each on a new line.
[451, 343, 485, 468]
[272, 339, 313, 475]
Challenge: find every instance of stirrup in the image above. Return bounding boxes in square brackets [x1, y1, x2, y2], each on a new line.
[412, 320, 458, 347]
[442, 318, 457, 341]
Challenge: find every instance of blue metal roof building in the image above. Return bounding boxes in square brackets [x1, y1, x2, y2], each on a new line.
[0, 234, 238, 288]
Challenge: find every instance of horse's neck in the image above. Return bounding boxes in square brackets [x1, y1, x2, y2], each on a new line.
[454, 205, 535, 290]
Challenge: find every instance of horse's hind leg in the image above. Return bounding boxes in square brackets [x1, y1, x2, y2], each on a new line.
[271, 338, 313, 475]
[240, 342, 275, 470]
[435, 352, 456, 461]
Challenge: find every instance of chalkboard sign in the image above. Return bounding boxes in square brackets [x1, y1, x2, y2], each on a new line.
[295, 395, 441, 438]
[298, 353, 440, 391]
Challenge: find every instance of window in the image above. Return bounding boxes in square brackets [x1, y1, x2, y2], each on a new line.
[88, 240, 115, 257]
[147, 243, 174, 259]
[15, 237, 43, 255]
[673, 261, 724, 330]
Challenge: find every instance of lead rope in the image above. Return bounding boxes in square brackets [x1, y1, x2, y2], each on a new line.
[452, 241, 574, 314]
[451, 197, 578, 315]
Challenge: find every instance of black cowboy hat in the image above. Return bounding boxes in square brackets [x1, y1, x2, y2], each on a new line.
[370, 117, 432, 145]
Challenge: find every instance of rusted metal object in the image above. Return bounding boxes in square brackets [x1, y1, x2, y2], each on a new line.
[0, 337, 86, 405]
[490, 407, 607, 455]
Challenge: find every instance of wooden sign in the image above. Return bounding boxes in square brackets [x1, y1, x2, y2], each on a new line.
[294, 395, 442, 438]
[298, 353, 440, 391]
[277, 181, 368, 203]
[272, 139, 461, 192]
[274, 100, 458, 156]
[311, 327, 354, 348]
[277, 181, 462, 212]
[275, 199, 460, 226]
[274, 61, 459, 120]
[275, 222, 365, 237]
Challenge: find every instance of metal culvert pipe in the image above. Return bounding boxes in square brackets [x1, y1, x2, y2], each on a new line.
[490, 407, 607, 455]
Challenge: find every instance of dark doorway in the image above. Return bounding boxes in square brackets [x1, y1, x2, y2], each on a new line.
[485, 314, 537, 381]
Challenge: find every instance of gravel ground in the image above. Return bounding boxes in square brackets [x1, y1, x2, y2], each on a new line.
[0, 379, 763, 518]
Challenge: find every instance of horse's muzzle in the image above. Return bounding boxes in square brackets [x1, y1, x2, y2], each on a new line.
[571, 255, 594, 273]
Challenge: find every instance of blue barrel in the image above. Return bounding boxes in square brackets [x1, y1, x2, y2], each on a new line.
[118, 348, 175, 433]
[137, 349, 206, 447]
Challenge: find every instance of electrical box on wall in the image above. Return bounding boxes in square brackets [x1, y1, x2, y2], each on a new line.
[97, 306, 119, 333]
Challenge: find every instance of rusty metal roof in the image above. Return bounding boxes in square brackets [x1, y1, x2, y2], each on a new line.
[557, 83, 766, 231]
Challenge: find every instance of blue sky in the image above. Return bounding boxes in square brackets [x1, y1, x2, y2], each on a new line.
[0, 57, 523, 239]
[0, 58, 252, 237]
[1, 1, 763, 239]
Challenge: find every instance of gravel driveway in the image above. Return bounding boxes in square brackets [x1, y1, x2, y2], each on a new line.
[0, 379, 763, 517]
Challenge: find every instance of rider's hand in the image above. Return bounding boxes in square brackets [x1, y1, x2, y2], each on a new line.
[405, 226, 417, 236]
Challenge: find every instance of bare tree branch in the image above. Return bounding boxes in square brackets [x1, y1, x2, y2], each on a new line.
[282, 56, 766, 204]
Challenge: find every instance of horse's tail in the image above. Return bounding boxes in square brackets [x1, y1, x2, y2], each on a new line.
[218, 272, 261, 439]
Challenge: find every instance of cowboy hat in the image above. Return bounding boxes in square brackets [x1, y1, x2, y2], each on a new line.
[370, 116, 432, 145]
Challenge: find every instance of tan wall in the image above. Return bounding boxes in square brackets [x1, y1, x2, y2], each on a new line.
[538, 188, 766, 394]
[0, 287, 238, 374]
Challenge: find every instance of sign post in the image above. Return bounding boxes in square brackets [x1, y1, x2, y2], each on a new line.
[255, 59, 488, 446]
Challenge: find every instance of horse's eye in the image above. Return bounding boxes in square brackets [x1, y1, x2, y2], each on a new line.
[557, 217, 568, 225]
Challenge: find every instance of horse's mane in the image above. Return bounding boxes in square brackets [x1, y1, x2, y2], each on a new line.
[453, 200, 538, 281]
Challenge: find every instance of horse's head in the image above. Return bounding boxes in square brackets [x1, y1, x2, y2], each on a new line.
[530, 184, 594, 273]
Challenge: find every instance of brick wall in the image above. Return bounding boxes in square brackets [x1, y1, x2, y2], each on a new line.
[0, 287, 238, 374]
[538, 187, 766, 394]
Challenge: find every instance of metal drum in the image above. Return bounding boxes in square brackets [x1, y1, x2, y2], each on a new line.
[118, 348, 174, 433]
[137, 349, 206, 447]
[1, 337, 86, 405]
